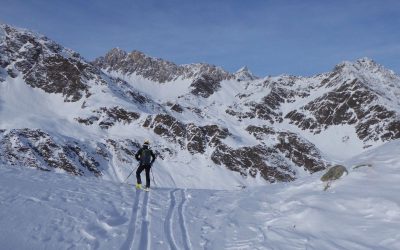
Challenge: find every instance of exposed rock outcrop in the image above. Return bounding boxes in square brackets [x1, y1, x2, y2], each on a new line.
[0, 24, 106, 102]
[93, 48, 233, 84]
[76, 106, 140, 128]
[0, 129, 102, 176]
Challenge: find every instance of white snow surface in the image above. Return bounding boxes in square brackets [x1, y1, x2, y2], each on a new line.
[1, 139, 399, 249]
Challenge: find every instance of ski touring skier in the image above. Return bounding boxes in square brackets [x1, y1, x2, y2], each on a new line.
[135, 139, 156, 191]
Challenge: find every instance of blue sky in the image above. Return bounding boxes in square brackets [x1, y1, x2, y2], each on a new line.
[1, 0, 399, 76]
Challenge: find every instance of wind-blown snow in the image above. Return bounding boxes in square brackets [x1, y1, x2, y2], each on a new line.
[1, 140, 399, 249]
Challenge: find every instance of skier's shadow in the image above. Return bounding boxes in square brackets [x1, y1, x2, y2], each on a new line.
[139, 191, 150, 249]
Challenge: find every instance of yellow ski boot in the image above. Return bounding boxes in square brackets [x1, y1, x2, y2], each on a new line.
[135, 183, 142, 189]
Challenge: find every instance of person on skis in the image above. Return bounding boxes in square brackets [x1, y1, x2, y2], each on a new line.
[135, 139, 156, 190]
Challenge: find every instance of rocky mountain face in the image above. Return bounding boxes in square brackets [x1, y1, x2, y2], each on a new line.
[0, 128, 148, 179]
[93, 48, 232, 87]
[0, 128, 103, 176]
[0, 24, 107, 102]
[285, 59, 400, 144]
[1, 23, 400, 186]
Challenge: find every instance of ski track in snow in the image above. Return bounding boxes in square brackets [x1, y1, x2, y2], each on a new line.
[139, 191, 150, 250]
[2, 140, 400, 249]
[164, 189, 178, 250]
[121, 189, 141, 250]
[178, 189, 191, 250]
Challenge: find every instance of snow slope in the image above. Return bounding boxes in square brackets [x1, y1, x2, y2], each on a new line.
[1, 139, 399, 249]
[0, 75, 262, 189]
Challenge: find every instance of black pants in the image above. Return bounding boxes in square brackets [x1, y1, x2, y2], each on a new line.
[136, 164, 151, 188]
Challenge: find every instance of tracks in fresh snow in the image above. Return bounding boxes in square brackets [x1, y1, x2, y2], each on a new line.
[138, 191, 150, 249]
[121, 189, 141, 250]
[178, 189, 191, 250]
[164, 189, 191, 250]
[164, 190, 178, 250]
[121, 189, 150, 250]
[122, 188, 191, 250]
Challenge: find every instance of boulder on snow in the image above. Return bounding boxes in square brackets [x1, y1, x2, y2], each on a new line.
[321, 165, 348, 182]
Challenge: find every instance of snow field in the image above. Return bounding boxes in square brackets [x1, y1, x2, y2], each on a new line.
[1, 139, 400, 249]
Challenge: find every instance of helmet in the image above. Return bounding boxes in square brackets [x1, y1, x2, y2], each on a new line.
[143, 139, 150, 145]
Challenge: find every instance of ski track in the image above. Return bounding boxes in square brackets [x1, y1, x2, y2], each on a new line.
[138, 191, 150, 250]
[164, 189, 178, 250]
[178, 189, 191, 250]
[121, 189, 141, 250]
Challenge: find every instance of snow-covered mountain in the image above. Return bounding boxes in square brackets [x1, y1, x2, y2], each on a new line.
[1, 23, 400, 188]
[234, 66, 258, 81]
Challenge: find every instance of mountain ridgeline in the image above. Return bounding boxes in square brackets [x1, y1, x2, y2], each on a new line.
[1, 23, 399, 187]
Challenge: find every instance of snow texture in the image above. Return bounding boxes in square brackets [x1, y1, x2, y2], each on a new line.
[1, 139, 400, 249]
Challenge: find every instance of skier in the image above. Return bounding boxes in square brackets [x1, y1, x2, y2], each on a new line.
[135, 139, 156, 191]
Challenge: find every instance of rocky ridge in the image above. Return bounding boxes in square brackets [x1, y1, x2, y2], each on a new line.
[0, 24, 106, 102]
[93, 48, 233, 84]
[285, 59, 400, 143]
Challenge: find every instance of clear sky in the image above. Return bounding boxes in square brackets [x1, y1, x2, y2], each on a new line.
[1, 0, 399, 76]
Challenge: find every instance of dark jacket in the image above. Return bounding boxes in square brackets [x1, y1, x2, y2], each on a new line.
[135, 145, 156, 166]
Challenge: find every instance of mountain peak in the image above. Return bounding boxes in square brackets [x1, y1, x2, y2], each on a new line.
[103, 49, 162, 63]
[353, 57, 382, 70]
[234, 65, 258, 81]
[237, 66, 249, 72]
[105, 47, 128, 58]
[109, 47, 127, 54]
[356, 57, 375, 64]
[93, 48, 233, 83]
[127, 49, 154, 61]
[333, 57, 392, 76]
[0, 23, 43, 40]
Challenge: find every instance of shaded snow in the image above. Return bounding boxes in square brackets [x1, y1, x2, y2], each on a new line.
[103, 69, 193, 101]
[0, 76, 85, 131]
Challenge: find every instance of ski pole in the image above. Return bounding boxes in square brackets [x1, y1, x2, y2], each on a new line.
[123, 164, 138, 183]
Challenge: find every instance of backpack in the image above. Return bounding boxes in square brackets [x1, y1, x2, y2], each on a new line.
[140, 148, 152, 165]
